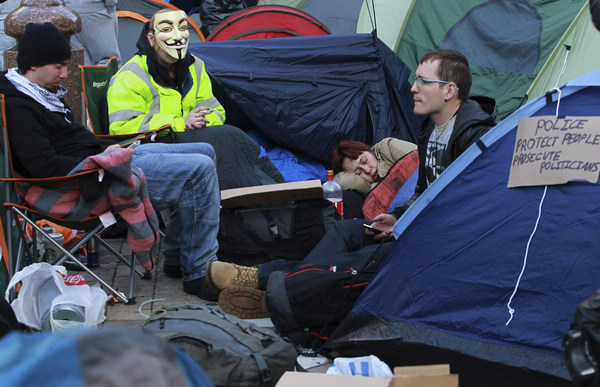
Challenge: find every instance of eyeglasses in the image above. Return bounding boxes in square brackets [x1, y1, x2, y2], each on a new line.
[413, 76, 460, 91]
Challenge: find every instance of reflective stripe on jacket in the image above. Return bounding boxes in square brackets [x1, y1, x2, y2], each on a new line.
[107, 54, 225, 135]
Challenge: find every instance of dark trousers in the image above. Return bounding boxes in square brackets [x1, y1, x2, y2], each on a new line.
[152, 124, 284, 189]
[257, 218, 393, 289]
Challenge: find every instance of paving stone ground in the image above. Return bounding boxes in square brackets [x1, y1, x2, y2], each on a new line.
[85, 236, 332, 375]
[92, 236, 202, 329]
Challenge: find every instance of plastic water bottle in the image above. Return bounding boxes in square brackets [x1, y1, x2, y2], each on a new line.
[323, 170, 343, 218]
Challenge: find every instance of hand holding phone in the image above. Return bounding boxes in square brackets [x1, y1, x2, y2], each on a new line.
[363, 223, 384, 235]
[127, 140, 140, 149]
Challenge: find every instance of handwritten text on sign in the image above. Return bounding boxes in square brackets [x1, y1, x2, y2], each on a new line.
[508, 116, 600, 188]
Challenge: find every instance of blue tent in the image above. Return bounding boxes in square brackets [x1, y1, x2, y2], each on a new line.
[188, 33, 420, 167]
[327, 69, 600, 386]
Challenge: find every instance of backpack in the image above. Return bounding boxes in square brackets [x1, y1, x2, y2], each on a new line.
[218, 198, 340, 267]
[266, 254, 385, 348]
[142, 304, 298, 387]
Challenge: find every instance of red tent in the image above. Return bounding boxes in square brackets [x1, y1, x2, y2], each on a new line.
[207, 5, 331, 41]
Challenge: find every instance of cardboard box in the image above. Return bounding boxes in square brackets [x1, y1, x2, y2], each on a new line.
[275, 372, 391, 387]
[391, 364, 458, 387]
[275, 364, 457, 387]
[220, 179, 323, 209]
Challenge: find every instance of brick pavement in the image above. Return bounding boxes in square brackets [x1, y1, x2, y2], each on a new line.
[84, 236, 332, 375]
[87, 236, 209, 329]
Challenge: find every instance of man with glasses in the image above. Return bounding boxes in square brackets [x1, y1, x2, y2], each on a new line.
[366, 49, 499, 233]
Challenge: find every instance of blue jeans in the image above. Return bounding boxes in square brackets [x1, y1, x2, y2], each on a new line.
[132, 143, 220, 281]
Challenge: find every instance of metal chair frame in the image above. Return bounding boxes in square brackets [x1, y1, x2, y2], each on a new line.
[0, 93, 150, 304]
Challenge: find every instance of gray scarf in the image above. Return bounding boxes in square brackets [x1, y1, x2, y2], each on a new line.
[6, 67, 70, 116]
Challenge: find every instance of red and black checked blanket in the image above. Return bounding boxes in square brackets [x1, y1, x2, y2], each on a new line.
[17, 148, 159, 269]
[362, 149, 420, 221]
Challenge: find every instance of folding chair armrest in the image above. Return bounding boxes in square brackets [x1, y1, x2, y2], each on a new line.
[0, 168, 102, 186]
[139, 125, 174, 141]
[98, 125, 174, 147]
[96, 133, 147, 147]
[3, 200, 106, 230]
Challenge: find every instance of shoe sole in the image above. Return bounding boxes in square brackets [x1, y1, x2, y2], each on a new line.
[219, 286, 269, 319]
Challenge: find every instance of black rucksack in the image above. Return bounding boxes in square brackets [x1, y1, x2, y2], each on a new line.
[217, 198, 339, 267]
[142, 304, 298, 386]
[266, 260, 380, 348]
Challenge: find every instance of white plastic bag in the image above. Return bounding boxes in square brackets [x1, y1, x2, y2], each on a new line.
[326, 355, 393, 378]
[5, 262, 109, 331]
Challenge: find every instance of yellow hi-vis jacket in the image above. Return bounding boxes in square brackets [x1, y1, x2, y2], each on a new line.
[107, 54, 226, 136]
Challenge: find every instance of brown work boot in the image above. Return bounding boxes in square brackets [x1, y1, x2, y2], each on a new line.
[219, 287, 269, 319]
[206, 261, 259, 292]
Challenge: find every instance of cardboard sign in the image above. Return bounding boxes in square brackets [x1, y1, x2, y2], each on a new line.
[220, 180, 323, 208]
[508, 116, 600, 188]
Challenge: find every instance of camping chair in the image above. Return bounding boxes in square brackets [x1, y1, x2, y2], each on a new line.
[79, 56, 172, 142]
[80, 57, 176, 228]
[0, 94, 151, 305]
[80, 57, 120, 136]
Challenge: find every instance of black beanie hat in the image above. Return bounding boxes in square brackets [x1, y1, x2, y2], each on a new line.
[17, 22, 71, 69]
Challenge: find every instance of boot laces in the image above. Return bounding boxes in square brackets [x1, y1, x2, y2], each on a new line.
[235, 266, 257, 284]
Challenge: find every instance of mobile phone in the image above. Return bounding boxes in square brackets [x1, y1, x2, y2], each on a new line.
[127, 140, 140, 149]
[363, 223, 384, 234]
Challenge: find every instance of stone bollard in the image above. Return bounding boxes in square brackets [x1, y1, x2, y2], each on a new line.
[3, 0, 84, 124]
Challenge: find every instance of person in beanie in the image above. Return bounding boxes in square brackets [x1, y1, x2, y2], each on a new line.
[0, 22, 222, 301]
[16, 22, 73, 71]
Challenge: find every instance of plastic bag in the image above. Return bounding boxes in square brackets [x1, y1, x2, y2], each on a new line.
[5, 262, 108, 331]
[326, 355, 393, 378]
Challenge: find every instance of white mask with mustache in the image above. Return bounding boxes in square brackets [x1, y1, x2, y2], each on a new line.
[153, 10, 190, 60]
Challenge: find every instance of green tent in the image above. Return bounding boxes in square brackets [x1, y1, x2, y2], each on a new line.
[526, 2, 600, 103]
[261, 1, 592, 119]
[382, 0, 588, 119]
[356, 0, 411, 51]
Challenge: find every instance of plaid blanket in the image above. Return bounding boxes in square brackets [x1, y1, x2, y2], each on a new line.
[17, 148, 159, 268]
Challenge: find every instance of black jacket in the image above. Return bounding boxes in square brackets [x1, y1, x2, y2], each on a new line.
[392, 96, 498, 219]
[0, 72, 115, 178]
